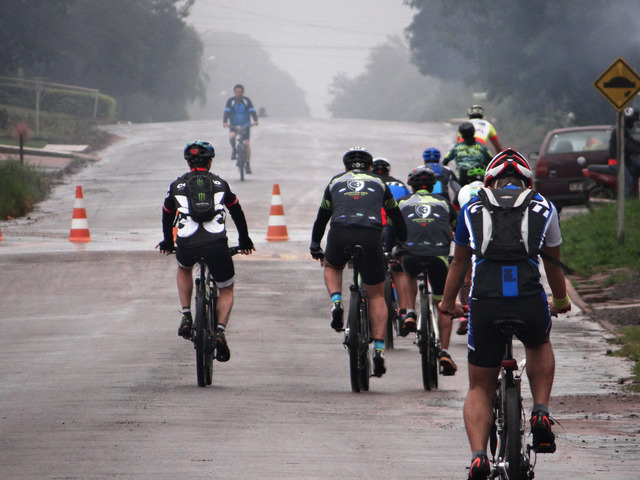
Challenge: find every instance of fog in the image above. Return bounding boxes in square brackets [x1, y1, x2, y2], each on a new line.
[187, 0, 414, 118]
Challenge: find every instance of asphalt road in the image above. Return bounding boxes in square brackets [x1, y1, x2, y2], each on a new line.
[0, 118, 637, 479]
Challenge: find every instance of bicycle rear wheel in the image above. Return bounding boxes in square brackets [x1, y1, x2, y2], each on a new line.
[418, 288, 438, 390]
[194, 286, 208, 387]
[358, 297, 370, 391]
[383, 272, 396, 349]
[347, 290, 361, 392]
[504, 386, 523, 479]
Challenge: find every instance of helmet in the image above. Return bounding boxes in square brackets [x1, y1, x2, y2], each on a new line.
[458, 121, 475, 139]
[484, 148, 533, 187]
[467, 105, 484, 119]
[184, 141, 215, 165]
[407, 166, 436, 190]
[343, 147, 373, 170]
[466, 166, 485, 182]
[422, 147, 441, 164]
[371, 158, 391, 175]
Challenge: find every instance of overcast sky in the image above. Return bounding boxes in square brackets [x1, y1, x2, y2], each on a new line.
[187, 0, 415, 118]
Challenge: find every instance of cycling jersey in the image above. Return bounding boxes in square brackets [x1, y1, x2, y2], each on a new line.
[423, 163, 460, 204]
[163, 168, 250, 249]
[454, 180, 483, 209]
[397, 190, 454, 257]
[456, 119, 499, 146]
[443, 142, 492, 185]
[223, 96, 258, 127]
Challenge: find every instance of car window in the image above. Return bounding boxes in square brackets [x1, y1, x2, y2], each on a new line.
[547, 129, 610, 154]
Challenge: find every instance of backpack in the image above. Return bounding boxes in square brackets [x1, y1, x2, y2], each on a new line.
[185, 172, 219, 223]
[475, 187, 538, 260]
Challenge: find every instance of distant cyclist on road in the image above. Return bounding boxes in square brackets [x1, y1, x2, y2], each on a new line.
[157, 141, 255, 362]
[458, 105, 503, 154]
[421, 147, 460, 204]
[444, 122, 492, 186]
[310, 147, 407, 377]
[391, 166, 458, 375]
[438, 149, 571, 479]
[223, 84, 259, 173]
[371, 157, 411, 251]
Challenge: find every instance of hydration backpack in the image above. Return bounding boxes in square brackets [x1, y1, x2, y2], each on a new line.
[475, 187, 538, 260]
[185, 172, 218, 223]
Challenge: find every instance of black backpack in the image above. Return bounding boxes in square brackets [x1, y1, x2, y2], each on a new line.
[185, 172, 218, 223]
[476, 187, 538, 260]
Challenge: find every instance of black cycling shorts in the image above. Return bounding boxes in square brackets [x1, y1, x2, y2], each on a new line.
[467, 293, 552, 368]
[176, 244, 235, 288]
[325, 226, 386, 285]
[229, 126, 251, 140]
[400, 254, 449, 298]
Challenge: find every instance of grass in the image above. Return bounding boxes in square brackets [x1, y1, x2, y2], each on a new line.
[0, 136, 48, 148]
[561, 199, 640, 390]
[0, 160, 52, 218]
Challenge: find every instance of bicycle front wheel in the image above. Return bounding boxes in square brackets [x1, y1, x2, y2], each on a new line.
[504, 386, 523, 479]
[418, 288, 438, 390]
[236, 143, 246, 181]
[347, 290, 361, 392]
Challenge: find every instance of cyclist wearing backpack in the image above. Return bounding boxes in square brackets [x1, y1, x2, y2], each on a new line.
[310, 147, 407, 377]
[443, 122, 492, 187]
[438, 149, 571, 480]
[157, 141, 255, 362]
[391, 166, 458, 375]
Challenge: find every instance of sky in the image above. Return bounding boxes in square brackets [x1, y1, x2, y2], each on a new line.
[187, 0, 416, 118]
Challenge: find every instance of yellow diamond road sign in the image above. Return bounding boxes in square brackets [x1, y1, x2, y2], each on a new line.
[594, 57, 640, 110]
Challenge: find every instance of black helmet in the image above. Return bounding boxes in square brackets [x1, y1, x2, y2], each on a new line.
[484, 148, 533, 187]
[458, 121, 475, 139]
[467, 105, 484, 119]
[184, 141, 215, 166]
[407, 166, 436, 191]
[371, 158, 391, 175]
[343, 147, 373, 170]
[624, 107, 639, 128]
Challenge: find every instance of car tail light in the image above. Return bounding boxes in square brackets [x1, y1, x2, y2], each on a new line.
[535, 156, 549, 177]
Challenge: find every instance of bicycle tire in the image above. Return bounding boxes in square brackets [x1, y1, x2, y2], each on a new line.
[418, 287, 438, 390]
[195, 285, 207, 387]
[236, 140, 246, 182]
[383, 273, 396, 349]
[347, 289, 361, 392]
[358, 296, 370, 391]
[504, 386, 523, 479]
[204, 287, 217, 386]
[586, 185, 614, 210]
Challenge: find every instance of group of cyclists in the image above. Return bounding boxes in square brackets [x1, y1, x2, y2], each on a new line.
[157, 103, 572, 480]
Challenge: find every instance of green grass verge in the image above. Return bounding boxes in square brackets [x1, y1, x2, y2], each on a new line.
[561, 199, 640, 389]
[0, 161, 52, 218]
[0, 136, 48, 148]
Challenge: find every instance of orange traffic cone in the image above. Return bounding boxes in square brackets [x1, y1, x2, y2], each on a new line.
[266, 184, 289, 241]
[68, 186, 91, 243]
[0, 226, 3, 242]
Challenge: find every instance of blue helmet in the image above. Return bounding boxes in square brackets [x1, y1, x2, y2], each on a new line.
[184, 141, 215, 165]
[422, 147, 441, 164]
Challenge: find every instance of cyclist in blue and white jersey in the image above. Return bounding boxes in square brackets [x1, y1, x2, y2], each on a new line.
[223, 84, 259, 173]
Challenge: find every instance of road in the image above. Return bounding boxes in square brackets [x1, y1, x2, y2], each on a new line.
[0, 118, 637, 479]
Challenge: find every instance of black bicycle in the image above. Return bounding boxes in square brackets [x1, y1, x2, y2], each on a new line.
[383, 255, 400, 349]
[416, 266, 440, 391]
[232, 125, 249, 181]
[489, 318, 534, 480]
[343, 245, 372, 393]
[186, 247, 239, 387]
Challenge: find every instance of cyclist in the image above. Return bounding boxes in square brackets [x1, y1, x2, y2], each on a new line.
[451, 166, 485, 335]
[422, 147, 460, 204]
[444, 122, 492, 186]
[223, 84, 259, 173]
[438, 149, 571, 479]
[458, 105, 503, 154]
[310, 147, 407, 377]
[157, 141, 255, 362]
[391, 166, 458, 375]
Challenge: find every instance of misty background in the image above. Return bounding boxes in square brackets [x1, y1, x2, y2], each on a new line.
[2, 0, 640, 149]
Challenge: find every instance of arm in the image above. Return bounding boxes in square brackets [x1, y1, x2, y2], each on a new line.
[223, 98, 231, 125]
[438, 243, 470, 316]
[541, 245, 571, 314]
[246, 97, 259, 124]
[227, 201, 254, 253]
[157, 194, 176, 254]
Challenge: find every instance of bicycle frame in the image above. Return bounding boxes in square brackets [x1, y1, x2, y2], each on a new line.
[490, 318, 534, 480]
[233, 125, 248, 181]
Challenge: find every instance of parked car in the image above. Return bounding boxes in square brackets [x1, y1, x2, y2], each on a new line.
[532, 125, 613, 211]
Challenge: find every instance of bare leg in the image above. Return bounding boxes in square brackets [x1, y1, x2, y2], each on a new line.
[177, 266, 193, 308]
[464, 365, 500, 453]
[323, 262, 344, 296]
[438, 310, 453, 350]
[216, 285, 234, 327]
[394, 269, 417, 312]
[364, 282, 387, 340]
[525, 338, 555, 406]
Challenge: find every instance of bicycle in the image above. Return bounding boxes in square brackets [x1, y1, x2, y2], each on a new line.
[416, 265, 440, 391]
[343, 245, 372, 393]
[383, 253, 400, 349]
[232, 125, 249, 181]
[488, 318, 535, 480]
[184, 246, 240, 387]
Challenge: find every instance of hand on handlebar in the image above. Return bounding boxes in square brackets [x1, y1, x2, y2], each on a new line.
[438, 299, 464, 317]
[156, 239, 175, 254]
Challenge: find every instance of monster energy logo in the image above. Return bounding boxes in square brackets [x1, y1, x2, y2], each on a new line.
[198, 192, 206, 202]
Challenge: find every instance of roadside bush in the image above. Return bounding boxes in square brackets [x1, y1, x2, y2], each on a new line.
[0, 161, 52, 218]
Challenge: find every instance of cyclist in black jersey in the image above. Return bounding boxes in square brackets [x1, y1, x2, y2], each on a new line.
[310, 147, 407, 377]
[157, 141, 255, 362]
